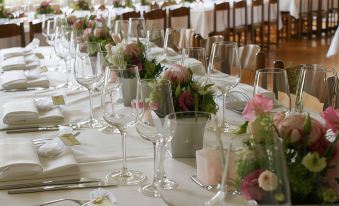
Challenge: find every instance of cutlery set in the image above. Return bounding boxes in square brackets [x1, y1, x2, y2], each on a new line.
[0, 177, 115, 194]
[0, 124, 80, 134]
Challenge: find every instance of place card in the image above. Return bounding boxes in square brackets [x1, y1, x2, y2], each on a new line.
[59, 134, 80, 146]
[40, 66, 48, 73]
[35, 53, 44, 59]
[52, 95, 65, 105]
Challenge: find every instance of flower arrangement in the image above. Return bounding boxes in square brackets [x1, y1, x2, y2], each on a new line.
[112, 0, 123, 8]
[162, 64, 218, 114]
[69, 16, 114, 49]
[104, 40, 164, 79]
[0, 4, 13, 18]
[140, 0, 150, 6]
[36, 0, 54, 14]
[72, 0, 91, 10]
[236, 94, 339, 204]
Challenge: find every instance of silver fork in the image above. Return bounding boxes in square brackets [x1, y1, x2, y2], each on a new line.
[36, 198, 90, 206]
[33, 132, 81, 148]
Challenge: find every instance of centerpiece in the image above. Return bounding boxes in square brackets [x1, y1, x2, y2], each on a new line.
[0, 4, 13, 18]
[236, 94, 339, 205]
[72, 0, 91, 10]
[112, 0, 124, 8]
[36, 1, 55, 14]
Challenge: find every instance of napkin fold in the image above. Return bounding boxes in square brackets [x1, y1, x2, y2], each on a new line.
[1, 56, 26, 71]
[1, 70, 50, 89]
[1, 99, 63, 125]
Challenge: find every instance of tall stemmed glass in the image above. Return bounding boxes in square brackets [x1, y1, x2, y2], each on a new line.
[181, 47, 207, 82]
[54, 26, 73, 87]
[103, 65, 146, 185]
[209, 42, 241, 133]
[114, 20, 129, 44]
[135, 79, 175, 197]
[146, 28, 165, 58]
[254, 68, 291, 113]
[128, 18, 146, 42]
[60, 0, 71, 15]
[74, 42, 106, 128]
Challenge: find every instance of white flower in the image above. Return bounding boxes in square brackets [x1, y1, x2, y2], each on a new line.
[258, 170, 279, 191]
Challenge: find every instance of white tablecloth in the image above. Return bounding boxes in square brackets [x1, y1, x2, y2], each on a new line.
[0, 46, 249, 205]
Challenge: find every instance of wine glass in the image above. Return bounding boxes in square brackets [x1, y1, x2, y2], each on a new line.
[54, 26, 73, 86]
[146, 28, 165, 58]
[74, 42, 106, 128]
[114, 20, 129, 44]
[162, 28, 187, 61]
[209, 42, 241, 133]
[181, 47, 207, 82]
[295, 65, 337, 113]
[128, 18, 146, 42]
[157, 112, 226, 205]
[102, 64, 146, 185]
[46, 19, 56, 47]
[254, 68, 291, 113]
[92, 0, 104, 10]
[135, 79, 175, 197]
[60, 0, 71, 15]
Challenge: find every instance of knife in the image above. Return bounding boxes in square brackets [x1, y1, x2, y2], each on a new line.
[8, 182, 116, 194]
[0, 177, 102, 190]
[3, 124, 79, 133]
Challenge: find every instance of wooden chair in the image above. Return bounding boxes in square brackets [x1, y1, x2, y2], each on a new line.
[169, 7, 190, 29]
[297, 0, 313, 39]
[326, 0, 339, 33]
[0, 23, 25, 47]
[144, 9, 166, 30]
[161, 1, 177, 8]
[232, 0, 248, 44]
[265, 0, 280, 48]
[121, 11, 141, 20]
[29, 21, 42, 42]
[209, 2, 230, 40]
[251, 0, 264, 47]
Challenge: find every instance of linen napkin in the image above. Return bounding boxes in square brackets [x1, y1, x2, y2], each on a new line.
[0, 38, 39, 60]
[1, 99, 64, 125]
[0, 138, 42, 179]
[182, 58, 206, 75]
[1, 56, 26, 71]
[1, 70, 50, 89]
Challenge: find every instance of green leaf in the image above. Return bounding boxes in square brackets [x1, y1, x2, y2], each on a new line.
[234, 121, 248, 135]
[304, 113, 311, 136]
[175, 84, 181, 98]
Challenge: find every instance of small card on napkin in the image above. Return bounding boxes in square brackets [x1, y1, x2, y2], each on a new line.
[59, 134, 80, 146]
[52, 95, 65, 105]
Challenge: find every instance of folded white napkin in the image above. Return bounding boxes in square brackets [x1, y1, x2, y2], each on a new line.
[182, 58, 205, 75]
[0, 137, 78, 180]
[1, 70, 50, 90]
[1, 56, 26, 71]
[1, 47, 32, 60]
[1, 99, 64, 125]
[0, 138, 42, 179]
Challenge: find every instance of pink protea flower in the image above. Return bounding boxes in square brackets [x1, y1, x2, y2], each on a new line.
[178, 91, 194, 111]
[321, 107, 339, 133]
[86, 19, 95, 28]
[67, 15, 77, 25]
[93, 28, 102, 38]
[124, 43, 141, 58]
[72, 19, 84, 30]
[163, 64, 190, 83]
[242, 94, 273, 121]
[240, 169, 267, 201]
[41, 0, 50, 7]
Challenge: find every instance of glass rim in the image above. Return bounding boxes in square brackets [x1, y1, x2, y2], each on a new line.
[301, 64, 336, 73]
[255, 68, 287, 74]
[105, 64, 138, 70]
[139, 78, 171, 84]
[213, 41, 238, 46]
[182, 47, 205, 51]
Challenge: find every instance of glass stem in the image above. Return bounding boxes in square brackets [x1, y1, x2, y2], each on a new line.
[121, 128, 128, 176]
[64, 57, 69, 86]
[89, 89, 94, 123]
[155, 140, 165, 184]
[152, 142, 157, 184]
[222, 92, 227, 124]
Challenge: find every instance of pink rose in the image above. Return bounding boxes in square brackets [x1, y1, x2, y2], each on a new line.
[325, 142, 339, 197]
[93, 28, 102, 38]
[124, 43, 141, 58]
[41, 0, 50, 7]
[163, 64, 190, 83]
[67, 15, 77, 25]
[149, 102, 160, 111]
[321, 107, 339, 133]
[279, 115, 325, 144]
[242, 94, 273, 122]
[86, 19, 95, 28]
[72, 19, 84, 30]
[178, 91, 194, 111]
[82, 28, 93, 41]
[273, 112, 285, 131]
[240, 169, 267, 201]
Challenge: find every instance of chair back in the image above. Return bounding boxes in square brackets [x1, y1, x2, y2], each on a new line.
[0, 23, 25, 47]
[29, 21, 42, 42]
[169, 7, 190, 29]
[121, 11, 141, 20]
[144, 9, 167, 30]
[211, 2, 230, 39]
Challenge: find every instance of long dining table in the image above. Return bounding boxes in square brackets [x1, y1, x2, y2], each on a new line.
[0, 46, 252, 205]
